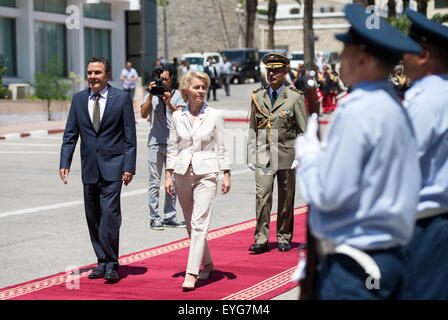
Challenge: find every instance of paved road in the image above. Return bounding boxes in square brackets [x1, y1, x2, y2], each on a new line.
[0, 82, 307, 300]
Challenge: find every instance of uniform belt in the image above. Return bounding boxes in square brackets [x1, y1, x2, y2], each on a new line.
[416, 208, 448, 220]
[291, 240, 383, 284]
[318, 239, 382, 282]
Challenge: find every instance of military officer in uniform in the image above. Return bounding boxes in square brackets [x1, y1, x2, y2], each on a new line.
[400, 9, 448, 299]
[295, 4, 422, 299]
[247, 52, 307, 254]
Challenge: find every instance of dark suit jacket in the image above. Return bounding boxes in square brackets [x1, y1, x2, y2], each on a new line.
[60, 85, 137, 184]
[205, 65, 218, 80]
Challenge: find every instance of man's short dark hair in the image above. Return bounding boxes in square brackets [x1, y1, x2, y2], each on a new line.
[88, 57, 111, 74]
[158, 65, 172, 77]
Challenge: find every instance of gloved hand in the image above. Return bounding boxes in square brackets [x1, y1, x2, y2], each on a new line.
[248, 163, 255, 171]
[294, 113, 321, 164]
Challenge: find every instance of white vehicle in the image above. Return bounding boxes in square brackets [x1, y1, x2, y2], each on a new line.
[315, 50, 340, 71]
[179, 52, 223, 73]
[288, 51, 304, 71]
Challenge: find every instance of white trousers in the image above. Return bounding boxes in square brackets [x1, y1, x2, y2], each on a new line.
[175, 166, 218, 275]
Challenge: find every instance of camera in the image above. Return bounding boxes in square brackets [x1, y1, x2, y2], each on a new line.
[146, 67, 165, 96]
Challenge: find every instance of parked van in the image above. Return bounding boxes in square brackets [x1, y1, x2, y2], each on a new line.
[219, 48, 260, 84]
[288, 51, 304, 71]
[179, 52, 223, 73]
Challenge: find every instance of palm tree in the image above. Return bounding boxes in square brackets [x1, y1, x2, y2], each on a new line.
[267, 0, 277, 49]
[402, 0, 410, 13]
[388, 0, 397, 18]
[245, 0, 258, 48]
[303, 0, 314, 71]
[352, 0, 375, 7]
[416, 0, 429, 16]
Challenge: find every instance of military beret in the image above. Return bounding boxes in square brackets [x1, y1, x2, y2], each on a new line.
[335, 4, 421, 63]
[407, 9, 448, 49]
[262, 52, 290, 69]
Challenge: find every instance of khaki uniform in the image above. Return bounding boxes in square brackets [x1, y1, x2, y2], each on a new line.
[247, 85, 307, 244]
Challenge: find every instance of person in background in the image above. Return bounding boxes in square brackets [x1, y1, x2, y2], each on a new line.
[205, 58, 219, 101]
[219, 56, 232, 96]
[119, 61, 138, 101]
[170, 57, 180, 89]
[294, 4, 422, 299]
[400, 9, 448, 300]
[165, 70, 231, 291]
[141, 66, 186, 230]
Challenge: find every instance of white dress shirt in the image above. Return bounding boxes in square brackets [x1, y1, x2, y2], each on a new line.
[88, 87, 108, 124]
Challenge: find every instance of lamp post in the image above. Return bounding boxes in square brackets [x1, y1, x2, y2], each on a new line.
[235, 3, 243, 48]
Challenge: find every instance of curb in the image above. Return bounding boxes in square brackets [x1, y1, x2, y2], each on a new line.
[0, 118, 328, 140]
[0, 129, 65, 140]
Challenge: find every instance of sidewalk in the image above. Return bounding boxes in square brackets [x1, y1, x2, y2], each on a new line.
[0, 110, 249, 140]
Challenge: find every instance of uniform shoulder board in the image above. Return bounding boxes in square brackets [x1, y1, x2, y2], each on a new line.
[253, 86, 266, 94]
[289, 86, 303, 95]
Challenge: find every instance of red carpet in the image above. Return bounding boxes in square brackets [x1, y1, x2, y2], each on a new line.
[0, 207, 307, 300]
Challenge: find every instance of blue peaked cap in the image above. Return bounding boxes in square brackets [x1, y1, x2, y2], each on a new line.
[335, 4, 422, 63]
[407, 9, 448, 49]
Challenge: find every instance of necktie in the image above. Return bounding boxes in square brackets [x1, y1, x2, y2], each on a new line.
[93, 93, 100, 132]
[271, 90, 278, 105]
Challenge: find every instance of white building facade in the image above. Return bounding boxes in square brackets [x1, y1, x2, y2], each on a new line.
[0, 0, 132, 90]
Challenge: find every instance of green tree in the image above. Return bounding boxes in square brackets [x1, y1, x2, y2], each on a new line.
[432, 13, 448, 24]
[31, 56, 71, 121]
[0, 56, 9, 99]
[389, 14, 411, 34]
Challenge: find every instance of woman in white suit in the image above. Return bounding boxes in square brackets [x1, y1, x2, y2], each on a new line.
[165, 70, 231, 291]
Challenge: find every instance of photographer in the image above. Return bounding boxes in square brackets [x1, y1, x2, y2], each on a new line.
[141, 66, 186, 230]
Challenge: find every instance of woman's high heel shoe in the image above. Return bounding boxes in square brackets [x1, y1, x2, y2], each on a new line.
[198, 263, 214, 281]
[182, 273, 197, 291]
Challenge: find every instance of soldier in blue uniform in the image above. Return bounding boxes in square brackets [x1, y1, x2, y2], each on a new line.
[294, 4, 422, 299]
[401, 9, 448, 299]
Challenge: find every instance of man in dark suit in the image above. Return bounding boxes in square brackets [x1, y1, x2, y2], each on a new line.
[59, 57, 137, 282]
[205, 57, 219, 101]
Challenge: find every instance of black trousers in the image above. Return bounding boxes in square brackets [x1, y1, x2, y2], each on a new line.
[83, 177, 122, 272]
[207, 79, 217, 100]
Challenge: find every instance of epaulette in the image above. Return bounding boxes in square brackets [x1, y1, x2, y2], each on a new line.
[253, 86, 267, 94]
[288, 86, 303, 95]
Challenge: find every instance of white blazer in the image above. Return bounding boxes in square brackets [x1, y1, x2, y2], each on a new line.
[166, 105, 231, 175]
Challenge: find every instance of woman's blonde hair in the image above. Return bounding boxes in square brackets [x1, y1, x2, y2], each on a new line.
[178, 70, 211, 102]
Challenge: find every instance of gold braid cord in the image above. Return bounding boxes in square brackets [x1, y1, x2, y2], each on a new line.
[251, 93, 272, 144]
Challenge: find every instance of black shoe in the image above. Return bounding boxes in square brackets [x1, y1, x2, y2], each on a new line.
[88, 268, 105, 279]
[164, 219, 186, 228]
[248, 243, 269, 254]
[278, 243, 291, 252]
[104, 270, 119, 281]
[150, 220, 165, 230]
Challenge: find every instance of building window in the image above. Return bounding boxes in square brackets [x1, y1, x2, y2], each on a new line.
[34, 22, 67, 76]
[34, 0, 67, 14]
[0, 17, 16, 76]
[84, 27, 111, 72]
[84, 2, 111, 20]
[0, 0, 16, 7]
[435, 0, 448, 8]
